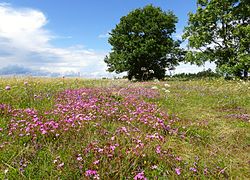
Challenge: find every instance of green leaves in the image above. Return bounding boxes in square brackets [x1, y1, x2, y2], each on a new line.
[183, 0, 250, 78]
[105, 5, 182, 80]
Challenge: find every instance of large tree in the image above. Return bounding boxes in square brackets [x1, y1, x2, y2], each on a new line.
[104, 5, 184, 80]
[183, 0, 250, 78]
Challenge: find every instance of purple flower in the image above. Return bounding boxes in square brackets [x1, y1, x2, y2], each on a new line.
[134, 171, 147, 180]
[5, 86, 11, 90]
[219, 168, 225, 174]
[204, 168, 208, 175]
[155, 145, 161, 154]
[85, 170, 97, 177]
[175, 168, 181, 175]
[57, 162, 64, 168]
[76, 156, 82, 161]
[110, 145, 116, 151]
[41, 129, 47, 134]
[93, 160, 100, 165]
[190, 167, 197, 172]
[151, 165, 158, 170]
[175, 156, 182, 161]
[111, 136, 115, 141]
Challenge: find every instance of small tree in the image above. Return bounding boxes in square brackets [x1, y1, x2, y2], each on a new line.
[104, 5, 184, 80]
[183, 0, 250, 79]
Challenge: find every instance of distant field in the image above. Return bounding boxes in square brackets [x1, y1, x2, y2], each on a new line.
[0, 77, 249, 179]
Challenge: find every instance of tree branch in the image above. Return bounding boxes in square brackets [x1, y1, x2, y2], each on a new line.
[211, 39, 223, 48]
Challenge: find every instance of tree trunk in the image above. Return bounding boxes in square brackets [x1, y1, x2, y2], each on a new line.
[243, 69, 248, 79]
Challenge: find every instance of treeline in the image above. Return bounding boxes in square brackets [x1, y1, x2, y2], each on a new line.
[165, 69, 221, 81]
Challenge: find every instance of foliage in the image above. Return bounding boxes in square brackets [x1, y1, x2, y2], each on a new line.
[183, 0, 250, 78]
[105, 5, 184, 81]
[165, 69, 221, 81]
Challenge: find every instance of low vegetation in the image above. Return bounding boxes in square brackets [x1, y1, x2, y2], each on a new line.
[0, 77, 249, 179]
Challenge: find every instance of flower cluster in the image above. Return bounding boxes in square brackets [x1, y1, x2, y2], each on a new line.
[5, 87, 176, 139]
[1, 85, 185, 178]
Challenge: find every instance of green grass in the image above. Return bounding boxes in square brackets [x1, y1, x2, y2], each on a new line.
[161, 79, 250, 178]
[0, 77, 249, 179]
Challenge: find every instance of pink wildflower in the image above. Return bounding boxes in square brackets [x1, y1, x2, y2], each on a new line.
[151, 165, 158, 170]
[93, 160, 100, 165]
[41, 129, 47, 134]
[5, 86, 11, 90]
[219, 168, 225, 174]
[110, 145, 116, 151]
[204, 168, 208, 175]
[77, 156, 82, 161]
[175, 168, 181, 175]
[190, 167, 197, 172]
[85, 169, 97, 176]
[155, 145, 161, 154]
[98, 148, 103, 153]
[134, 171, 147, 180]
[175, 156, 182, 161]
[57, 162, 64, 168]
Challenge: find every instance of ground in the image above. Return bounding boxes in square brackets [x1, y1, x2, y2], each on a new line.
[0, 77, 249, 179]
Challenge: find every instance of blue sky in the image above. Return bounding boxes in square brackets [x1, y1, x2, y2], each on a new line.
[0, 0, 215, 77]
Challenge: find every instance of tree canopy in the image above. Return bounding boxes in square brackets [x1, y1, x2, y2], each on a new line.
[105, 5, 184, 80]
[183, 0, 250, 78]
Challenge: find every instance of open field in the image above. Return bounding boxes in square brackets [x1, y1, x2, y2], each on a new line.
[0, 77, 249, 179]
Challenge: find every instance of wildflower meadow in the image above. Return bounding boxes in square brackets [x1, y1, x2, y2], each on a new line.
[0, 77, 249, 179]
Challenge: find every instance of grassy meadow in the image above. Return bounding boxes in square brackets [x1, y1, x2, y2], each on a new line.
[0, 77, 249, 179]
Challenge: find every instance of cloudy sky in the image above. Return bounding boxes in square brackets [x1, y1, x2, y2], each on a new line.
[0, 0, 215, 77]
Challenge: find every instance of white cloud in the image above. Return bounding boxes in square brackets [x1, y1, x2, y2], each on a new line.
[0, 3, 217, 78]
[98, 32, 110, 38]
[173, 62, 216, 75]
[0, 4, 50, 50]
[0, 3, 112, 77]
